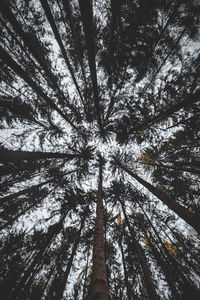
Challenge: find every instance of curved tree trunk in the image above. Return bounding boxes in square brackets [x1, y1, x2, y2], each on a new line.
[91, 163, 109, 299]
[120, 163, 200, 234]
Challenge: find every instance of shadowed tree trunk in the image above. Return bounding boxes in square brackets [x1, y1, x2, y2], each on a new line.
[0, 45, 81, 133]
[147, 232, 185, 299]
[136, 89, 200, 131]
[60, 0, 89, 116]
[143, 26, 187, 93]
[0, 178, 53, 205]
[120, 163, 200, 234]
[120, 199, 159, 300]
[39, 0, 84, 104]
[0, 0, 66, 99]
[147, 227, 200, 299]
[0, 149, 83, 162]
[78, 0, 102, 129]
[133, 160, 200, 175]
[57, 214, 86, 300]
[118, 239, 132, 300]
[0, 183, 60, 231]
[91, 162, 109, 299]
[9, 211, 68, 299]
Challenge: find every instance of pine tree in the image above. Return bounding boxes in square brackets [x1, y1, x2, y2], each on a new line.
[0, 0, 200, 299]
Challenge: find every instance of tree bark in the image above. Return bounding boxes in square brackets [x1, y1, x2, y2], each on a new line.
[91, 164, 109, 299]
[121, 164, 200, 234]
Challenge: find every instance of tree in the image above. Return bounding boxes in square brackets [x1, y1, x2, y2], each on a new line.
[90, 156, 109, 299]
[0, 0, 200, 299]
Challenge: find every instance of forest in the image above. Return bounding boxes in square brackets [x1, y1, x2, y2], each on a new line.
[0, 0, 200, 299]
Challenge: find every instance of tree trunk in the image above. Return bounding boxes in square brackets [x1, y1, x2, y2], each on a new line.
[120, 164, 200, 234]
[91, 164, 109, 299]
[120, 200, 159, 300]
[39, 0, 84, 105]
[58, 214, 86, 300]
[119, 240, 132, 300]
[135, 207, 195, 297]
[0, 178, 53, 205]
[10, 212, 67, 299]
[0, 0, 61, 92]
[147, 233, 184, 299]
[0, 44, 81, 133]
[0, 184, 58, 231]
[143, 26, 187, 93]
[138, 89, 200, 131]
[136, 160, 200, 175]
[78, 0, 102, 129]
[0, 149, 81, 162]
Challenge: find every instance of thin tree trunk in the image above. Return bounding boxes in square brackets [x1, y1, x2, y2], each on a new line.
[135, 160, 200, 175]
[136, 209, 194, 297]
[136, 89, 200, 131]
[120, 200, 159, 300]
[60, 0, 89, 115]
[1, 0, 80, 115]
[39, 0, 84, 105]
[91, 163, 109, 299]
[143, 158, 200, 169]
[58, 214, 86, 300]
[146, 232, 184, 299]
[82, 251, 90, 300]
[9, 211, 67, 299]
[164, 115, 197, 130]
[0, 45, 81, 133]
[0, 178, 53, 205]
[0, 184, 59, 231]
[120, 163, 200, 234]
[143, 26, 187, 93]
[119, 240, 132, 300]
[0, 1, 57, 87]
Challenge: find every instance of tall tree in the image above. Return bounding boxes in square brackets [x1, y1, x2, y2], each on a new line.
[90, 157, 109, 299]
[114, 160, 200, 234]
